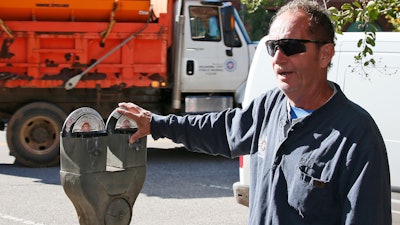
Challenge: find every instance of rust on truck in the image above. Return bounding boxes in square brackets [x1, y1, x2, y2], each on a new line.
[0, 0, 175, 167]
[0, 0, 171, 89]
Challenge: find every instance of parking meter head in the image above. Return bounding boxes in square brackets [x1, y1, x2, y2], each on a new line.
[106, 108, 138, 134]
[106, 108, 146, 169]
[60, 107, 107, 174]
[62, 107, 106, 138]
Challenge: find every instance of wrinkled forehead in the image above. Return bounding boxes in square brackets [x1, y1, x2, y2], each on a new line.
[268, 11, 310, 40]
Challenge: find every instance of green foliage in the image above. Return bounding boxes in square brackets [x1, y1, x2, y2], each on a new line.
[240, 8, 274, 40]
[329, 0, 399, 67]
[329, 0, 400, 66]
[240, 0, 284, 13]
[240, 0, 399, 68]
[239, 0, 285, 40]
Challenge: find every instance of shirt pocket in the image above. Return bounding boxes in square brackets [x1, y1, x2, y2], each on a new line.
[287, 163, 332, 220]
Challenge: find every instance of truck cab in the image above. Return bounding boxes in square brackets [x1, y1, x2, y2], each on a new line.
[234, 32, 400, 207]
[173, 0, 257, 113]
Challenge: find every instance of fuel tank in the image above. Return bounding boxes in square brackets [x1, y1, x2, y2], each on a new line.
[0, 0, 151, 22]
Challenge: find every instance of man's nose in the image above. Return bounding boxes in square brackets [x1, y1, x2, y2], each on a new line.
[274, 45, 280, 55]
[272, 46, 288, 63]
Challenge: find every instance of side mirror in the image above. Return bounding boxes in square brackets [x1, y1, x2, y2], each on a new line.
[222, 6, 235, 47]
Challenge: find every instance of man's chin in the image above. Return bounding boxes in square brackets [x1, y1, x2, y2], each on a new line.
[278, 83, 299, 96]
[277, 83, 291, 92]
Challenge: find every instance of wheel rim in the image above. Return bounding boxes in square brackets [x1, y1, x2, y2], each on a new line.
[20, 116, 60, 155]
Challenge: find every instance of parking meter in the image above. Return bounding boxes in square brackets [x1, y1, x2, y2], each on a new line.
[105, 108, 147, 222]
[60, 107, 107, 174]
[106, 108, 147, 169]
[60, 107, 147, 225]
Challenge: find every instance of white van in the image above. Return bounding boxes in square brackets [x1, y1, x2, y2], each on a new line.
[233, 32, 400, 207]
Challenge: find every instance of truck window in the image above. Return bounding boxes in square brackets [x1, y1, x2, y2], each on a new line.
[189, 6, 221, 41]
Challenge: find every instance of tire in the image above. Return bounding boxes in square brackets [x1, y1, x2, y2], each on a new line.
[6, 102, 67, 167]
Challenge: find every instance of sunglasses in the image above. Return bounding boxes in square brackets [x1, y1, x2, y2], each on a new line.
[265, 39, 330, 57]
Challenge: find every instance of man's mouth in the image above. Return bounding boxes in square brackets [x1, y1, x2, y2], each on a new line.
[277, 71, 291, 76]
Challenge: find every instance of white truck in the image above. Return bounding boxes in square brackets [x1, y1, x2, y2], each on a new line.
[234, 32, 400, 207]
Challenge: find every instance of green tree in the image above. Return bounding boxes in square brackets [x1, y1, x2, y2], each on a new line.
[329, 0, 400, 66]
[240, 0, 400, 66]
[239, 0, 285, 40]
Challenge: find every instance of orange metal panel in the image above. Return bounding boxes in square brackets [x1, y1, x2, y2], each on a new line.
[0, 0, 150, 22]
[0, 20, 169, 89]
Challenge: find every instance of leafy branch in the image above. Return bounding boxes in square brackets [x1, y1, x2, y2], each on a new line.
[240, 0, 399, 67]
[240, 0, 284, 13]
[329, 0, 400, 67]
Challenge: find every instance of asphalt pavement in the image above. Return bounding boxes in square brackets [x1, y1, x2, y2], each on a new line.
[0, 132, 399, 224]
[0, 132, 248, 225]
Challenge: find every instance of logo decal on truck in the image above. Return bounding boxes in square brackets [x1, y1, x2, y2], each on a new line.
[225, 59, 237, 72]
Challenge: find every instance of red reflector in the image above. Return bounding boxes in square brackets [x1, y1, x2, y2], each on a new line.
[239, 156, 243, 168]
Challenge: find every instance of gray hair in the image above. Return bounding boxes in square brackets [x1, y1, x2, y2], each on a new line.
[270, 0, 335, 43]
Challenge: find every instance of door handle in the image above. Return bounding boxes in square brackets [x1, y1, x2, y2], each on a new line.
[226, 49, 233, 56]
[186, 60, 194, 75]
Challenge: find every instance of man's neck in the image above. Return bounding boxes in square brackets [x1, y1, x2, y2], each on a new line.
[287, 82, 335, 110]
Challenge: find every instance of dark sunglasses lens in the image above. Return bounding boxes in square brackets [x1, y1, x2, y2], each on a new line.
[266, 40, 307, 56]
[283, 40, 306, 56]
[266, 40, 276, 56]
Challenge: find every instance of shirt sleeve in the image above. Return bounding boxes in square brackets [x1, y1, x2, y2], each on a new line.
[149, 100, 259, 158]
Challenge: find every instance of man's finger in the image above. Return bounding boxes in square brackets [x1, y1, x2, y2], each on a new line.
[129, 130, 142, 144]
[117, 107, 138, 120]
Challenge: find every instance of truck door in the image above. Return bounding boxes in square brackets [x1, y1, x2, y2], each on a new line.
[181, 3, 249, 93]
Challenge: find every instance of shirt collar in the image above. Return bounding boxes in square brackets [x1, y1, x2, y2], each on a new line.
[286, 81, 337, 120]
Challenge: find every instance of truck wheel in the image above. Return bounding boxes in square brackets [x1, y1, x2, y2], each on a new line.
[6, 102, 66, 167]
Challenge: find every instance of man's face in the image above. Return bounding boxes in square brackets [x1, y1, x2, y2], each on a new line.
[267, 11, 329, 98]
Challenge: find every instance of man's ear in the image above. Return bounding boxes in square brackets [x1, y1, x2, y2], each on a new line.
[319, 43, 335, 68]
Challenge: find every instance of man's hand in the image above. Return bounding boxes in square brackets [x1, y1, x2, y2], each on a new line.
[117, 102, 152, 144]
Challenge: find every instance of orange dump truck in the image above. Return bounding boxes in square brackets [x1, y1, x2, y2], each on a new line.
[0, 0, 256, 167]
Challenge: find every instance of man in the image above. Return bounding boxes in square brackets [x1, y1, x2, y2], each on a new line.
[117, 0, 392, 224]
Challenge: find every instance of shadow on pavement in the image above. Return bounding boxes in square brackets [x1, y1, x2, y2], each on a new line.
[142, 147, 240, 199]
[0, 147, 240, 199]
[0, 162, 62, 185]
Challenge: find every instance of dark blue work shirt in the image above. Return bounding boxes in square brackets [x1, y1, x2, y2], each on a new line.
[150, 83, 391, 225]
